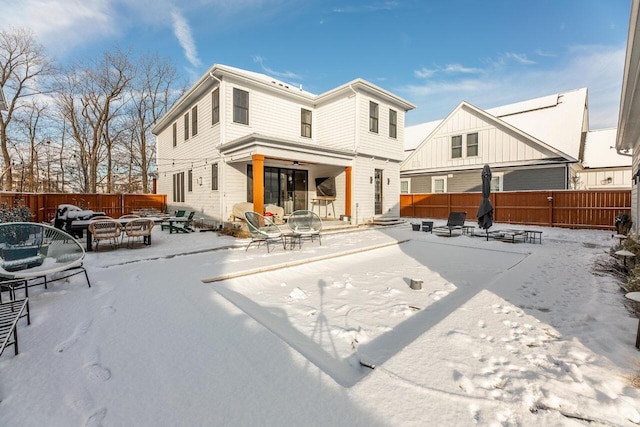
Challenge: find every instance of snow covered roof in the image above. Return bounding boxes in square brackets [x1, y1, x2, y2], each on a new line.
[583, 128, 631, 168]
[405, 89, 589, 161]
[404, 120, 441, 154]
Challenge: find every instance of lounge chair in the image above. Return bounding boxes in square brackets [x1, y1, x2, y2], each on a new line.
[244, 212, 284, 253]
[161, 210, 190, 231]
[287, 210, 322, 246]
[0, 222, 91, 288]
[433, 212, 467, 237]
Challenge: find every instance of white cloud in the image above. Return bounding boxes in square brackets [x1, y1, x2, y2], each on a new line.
[504, 52, 536, 65]
[401, 45, 625, 129]
[414, 64, 482, 79]
[252, 55, 302, 81]
[171, 10, 201, 69]
[414, 67, 436, 79]
[0, 0, 116, 54]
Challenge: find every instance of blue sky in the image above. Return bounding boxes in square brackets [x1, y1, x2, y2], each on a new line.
[0, 0, 632, 128]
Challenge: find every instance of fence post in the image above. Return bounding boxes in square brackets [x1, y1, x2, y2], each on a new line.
[547, 191, 554, 227]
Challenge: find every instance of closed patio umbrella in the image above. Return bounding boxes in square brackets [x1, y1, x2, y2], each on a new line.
[477, 164, 493, 240]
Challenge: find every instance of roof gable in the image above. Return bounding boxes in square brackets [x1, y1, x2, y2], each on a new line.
[402, 100, 575, 172]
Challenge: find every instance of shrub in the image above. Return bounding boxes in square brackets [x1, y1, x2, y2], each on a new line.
[0, 203, 33, 223]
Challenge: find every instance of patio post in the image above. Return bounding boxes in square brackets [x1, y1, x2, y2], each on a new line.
[252, 154, 264, 215]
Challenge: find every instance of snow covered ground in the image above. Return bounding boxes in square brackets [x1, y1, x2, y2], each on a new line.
[1, 220, 639, 426]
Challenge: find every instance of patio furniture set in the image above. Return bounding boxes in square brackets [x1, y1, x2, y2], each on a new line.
[414, 212, 542, 244]
[244, 210, 323, 253]
[0, 222, 91, 359]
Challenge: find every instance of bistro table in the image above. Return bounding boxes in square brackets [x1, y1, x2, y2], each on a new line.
[70, 217, 163, 252]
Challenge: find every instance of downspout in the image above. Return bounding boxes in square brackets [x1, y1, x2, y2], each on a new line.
[349, 84, 358, 223]
[209, 72, 225, 224]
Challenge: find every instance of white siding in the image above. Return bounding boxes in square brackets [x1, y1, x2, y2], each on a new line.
[351, 157, 400, 222]
[402, 106, 555, 172]
[356, 95, 405, 162]
[577, 168, 632, 189]
[316, 95, 356, 151]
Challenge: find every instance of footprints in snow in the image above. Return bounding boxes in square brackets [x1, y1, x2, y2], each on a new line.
[56, 302, 115, 426]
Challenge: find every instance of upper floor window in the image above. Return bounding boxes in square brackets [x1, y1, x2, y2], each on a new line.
[191, 106, 198, 137]
[467, 132, 478, 156]
[389, 109, 397, 139]
[172, 123, 177, 147]
[369, 101, 379, 133]
[233, 88, 249, 125]
[301, 109, 312, 138]
[184, 112, 189, 141]
[211, 163, 219, 190]
[212, 89, 220, 125]
[451, 135, 462, 158]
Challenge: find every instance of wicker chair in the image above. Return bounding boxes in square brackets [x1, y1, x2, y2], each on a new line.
[88, 219, 122, 251]
[124, 218, 154, 248]
[119, 214, 141, 219]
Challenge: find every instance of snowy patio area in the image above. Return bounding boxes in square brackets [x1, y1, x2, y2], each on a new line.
[1, 221, 640, 426]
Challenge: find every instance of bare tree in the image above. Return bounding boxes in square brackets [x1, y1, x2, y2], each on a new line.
[126, 53, 183, 193]
[57, 48, 133, 192]
[0, 28, 55, 190]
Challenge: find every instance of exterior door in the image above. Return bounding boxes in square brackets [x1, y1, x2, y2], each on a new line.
[374, 169, 383, 215]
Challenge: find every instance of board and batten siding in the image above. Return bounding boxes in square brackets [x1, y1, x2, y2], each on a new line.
[402, 106, 556, 173]
[577, 168, 632, 189]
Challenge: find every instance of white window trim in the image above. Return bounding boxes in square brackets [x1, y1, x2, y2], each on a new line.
[432, 175, 448, 193]
[491, 172, 504, 192]
[400, 179, 410, 194]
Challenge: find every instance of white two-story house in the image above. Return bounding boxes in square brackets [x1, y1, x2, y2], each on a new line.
[152, 64, 415, 225]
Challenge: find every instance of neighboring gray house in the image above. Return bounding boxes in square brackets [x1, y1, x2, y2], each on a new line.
[402, 88, 631, 193]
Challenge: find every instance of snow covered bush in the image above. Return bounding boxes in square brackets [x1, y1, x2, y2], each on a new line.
[0, 203, 33, 223]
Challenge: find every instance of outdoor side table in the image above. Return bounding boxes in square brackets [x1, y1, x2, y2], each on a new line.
[526, 230, 543, 244]
[625, 292, 640, 349]
[283, 233, 301, 250]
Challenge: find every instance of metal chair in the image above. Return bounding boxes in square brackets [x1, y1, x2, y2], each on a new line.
[244, 212, 284, 253]
[287, 210, 323, 245]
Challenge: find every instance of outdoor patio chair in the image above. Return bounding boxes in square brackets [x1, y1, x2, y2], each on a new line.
[244, 211, 285, 253]
[119, 214, 141, 219]
[0, 222, 91, 288]
[124, 218, 155, 248]
[161, 210, 189, 231]
[88, 219, 122, 251]
[287, 210, 322, 246]
[433, 212, 467, 237]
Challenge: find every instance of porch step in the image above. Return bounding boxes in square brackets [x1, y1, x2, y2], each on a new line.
[372, 217, 405, 226]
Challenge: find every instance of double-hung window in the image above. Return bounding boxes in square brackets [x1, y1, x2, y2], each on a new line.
[301, 109, 312, 138]
[369, 101, 379, 133]
[188, 169, 193, 192]
[191, 106, 198, 137]
[172, 123, 177, 147]
[389, 109, 397, 139]
[467, 132, 478, 156]
[451, 135, 462, 158]
[184, 112, 189, 141]
[212, 89, 220, 125]
[211, 163, 219, 190]
[233, 88, 249, 125]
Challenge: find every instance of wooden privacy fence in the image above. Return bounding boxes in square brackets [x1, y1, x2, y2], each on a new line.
[400, 190, 632, 230]
[0, 192, 167, 224]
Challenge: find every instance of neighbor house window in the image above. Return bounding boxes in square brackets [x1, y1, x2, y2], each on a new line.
[211, 163, 219, 190]
[172, 123, 177, 147]
[188, 169, 193, 192]
[173, 172, 185, 202]
[191, 106, 198, 137]
[212, 89, 220, 125]
[467, 132, 478, 156]
[301, 109, 312, 138]
[491, 172, 504, 192]
[400, 180, 409, 193]
[389, 109, 397, 139]
[451, 135, 462, 158]
[233, 88, 249, 125]
[432, 176, 447, 193]
[369, 101, 379, 133]
[184, 112, 189, 141]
